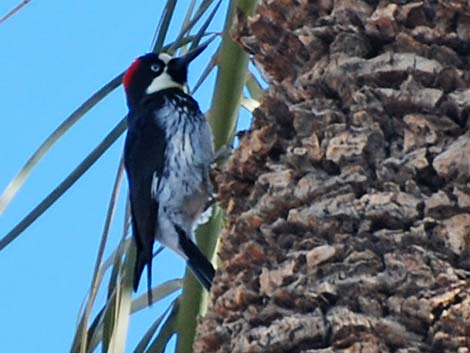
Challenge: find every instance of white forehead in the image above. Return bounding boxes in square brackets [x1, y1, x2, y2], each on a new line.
[158, 53, 173, 64]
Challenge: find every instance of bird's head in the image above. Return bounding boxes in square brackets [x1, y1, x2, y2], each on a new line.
[123, 42, 208, 109]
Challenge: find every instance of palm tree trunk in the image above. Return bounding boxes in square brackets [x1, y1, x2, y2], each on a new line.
[196, 1, 470, 352]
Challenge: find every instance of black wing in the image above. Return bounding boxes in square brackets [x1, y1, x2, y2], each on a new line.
[124, 108, 166, 299]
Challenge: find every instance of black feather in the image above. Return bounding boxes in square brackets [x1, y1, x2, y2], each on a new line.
[174, 224, 215, 290]
[124, 88, 214, 303]
[124, 95, 167, 303]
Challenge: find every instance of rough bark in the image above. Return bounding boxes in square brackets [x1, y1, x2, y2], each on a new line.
[196, 1, 470, 352]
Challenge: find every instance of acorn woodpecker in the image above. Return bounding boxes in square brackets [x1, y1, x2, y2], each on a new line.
[122, 43, 215, 301]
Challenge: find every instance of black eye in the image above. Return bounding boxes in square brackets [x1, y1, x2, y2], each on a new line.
[150, 63, 162, 73]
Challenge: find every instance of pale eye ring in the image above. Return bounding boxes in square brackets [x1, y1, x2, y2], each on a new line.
[150, 63, 162, 73]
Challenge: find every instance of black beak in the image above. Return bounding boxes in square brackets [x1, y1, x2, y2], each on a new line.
[171, 41, 210, 70]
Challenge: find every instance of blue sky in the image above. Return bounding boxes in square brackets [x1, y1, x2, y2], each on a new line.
[0, 1, 245, 352]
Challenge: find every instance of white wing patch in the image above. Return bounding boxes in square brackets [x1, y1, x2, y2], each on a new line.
[151, 172, 159, 199]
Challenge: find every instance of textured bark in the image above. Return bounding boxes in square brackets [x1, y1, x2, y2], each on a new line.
[196, 1, 470, 352]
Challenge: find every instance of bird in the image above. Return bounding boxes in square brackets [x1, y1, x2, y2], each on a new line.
[122, 43, 216, 303]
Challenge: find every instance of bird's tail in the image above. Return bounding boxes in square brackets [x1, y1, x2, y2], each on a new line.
[186, 245, 215, 290]
[133, 243, 153, 305]
[175, 225, 215, 290]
